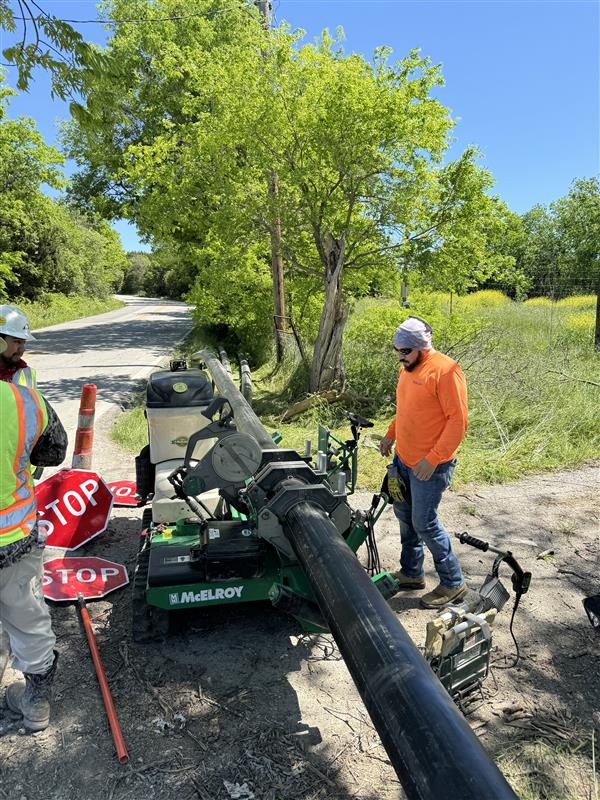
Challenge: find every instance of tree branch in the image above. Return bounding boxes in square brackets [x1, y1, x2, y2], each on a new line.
[548, 370, 600, 388]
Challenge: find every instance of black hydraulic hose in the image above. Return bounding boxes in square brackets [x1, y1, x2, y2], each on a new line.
[283, 502, 517, 800]
[193, 349, 274, 450]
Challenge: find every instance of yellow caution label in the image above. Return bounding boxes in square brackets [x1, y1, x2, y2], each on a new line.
[162, 528, 173, 540]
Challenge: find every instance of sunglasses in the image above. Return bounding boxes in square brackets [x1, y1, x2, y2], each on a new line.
[394, 347, 414, 356]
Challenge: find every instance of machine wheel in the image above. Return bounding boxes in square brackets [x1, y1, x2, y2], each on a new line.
[131, 525, 170, 643]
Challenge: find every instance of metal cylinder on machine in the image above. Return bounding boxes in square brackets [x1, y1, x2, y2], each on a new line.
[72, 383, 96, 469]
[283, 502, 518, 800]
[193, 350, 274, 450]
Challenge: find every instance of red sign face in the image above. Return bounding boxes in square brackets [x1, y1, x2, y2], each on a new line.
[108, 480, 139, 507]
[43, 557, 129, 602]
[35, 469, 114, 550]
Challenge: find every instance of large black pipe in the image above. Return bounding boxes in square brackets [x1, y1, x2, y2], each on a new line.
[196, 350, 517, 799]
[284, 502, 517, 800]
[193, 349, 274, 450]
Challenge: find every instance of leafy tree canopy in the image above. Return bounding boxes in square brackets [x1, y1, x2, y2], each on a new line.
[64, 1, 520, 385]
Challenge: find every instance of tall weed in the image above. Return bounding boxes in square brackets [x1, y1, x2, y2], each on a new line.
[343, 292, 600, 485]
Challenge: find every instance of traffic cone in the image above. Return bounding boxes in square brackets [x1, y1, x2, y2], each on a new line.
[72, 384, 97, 469]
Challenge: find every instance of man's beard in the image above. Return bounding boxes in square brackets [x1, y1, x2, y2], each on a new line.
[0, 352, 21, 366]
[402, 352, 423, 372]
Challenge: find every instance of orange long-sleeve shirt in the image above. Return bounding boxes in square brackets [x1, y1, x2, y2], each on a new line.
[385, 350, 468, 468]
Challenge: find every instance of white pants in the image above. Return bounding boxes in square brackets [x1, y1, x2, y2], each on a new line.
[0, 547, 56, 675]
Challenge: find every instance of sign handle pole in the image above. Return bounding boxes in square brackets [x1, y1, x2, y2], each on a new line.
[77, 593, 129, 764]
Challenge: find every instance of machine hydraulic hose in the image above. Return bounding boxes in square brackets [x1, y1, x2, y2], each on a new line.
[194, 349, 518, 800]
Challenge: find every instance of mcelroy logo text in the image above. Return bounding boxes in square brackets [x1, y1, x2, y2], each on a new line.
[169, 586, 244, 605]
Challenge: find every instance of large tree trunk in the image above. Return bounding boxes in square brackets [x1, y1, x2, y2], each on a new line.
[309, 234, 349, 392]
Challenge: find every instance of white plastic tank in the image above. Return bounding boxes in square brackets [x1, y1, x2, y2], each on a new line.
[147, 406, 214, 463]
[146, 367, 215, 464]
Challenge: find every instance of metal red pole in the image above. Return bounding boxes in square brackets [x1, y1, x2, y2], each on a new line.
[77, 594, 128, 764]
[72, 384, 96, 469]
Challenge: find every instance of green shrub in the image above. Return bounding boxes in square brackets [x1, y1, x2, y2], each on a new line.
[454, 290, 512, 309]
[556, 294, 596, 311]
[18, 293, 123, 329]
[561, 311, 595, 343]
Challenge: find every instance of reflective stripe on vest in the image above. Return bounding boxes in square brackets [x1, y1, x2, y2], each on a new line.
[0, 383, 47, 545]
[14, 366, 37, 388]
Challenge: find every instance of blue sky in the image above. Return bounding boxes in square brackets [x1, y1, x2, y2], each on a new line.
[1, 0, 598, 252]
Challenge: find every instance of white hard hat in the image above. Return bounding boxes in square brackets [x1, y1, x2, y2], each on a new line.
[0, 304, 36, 341]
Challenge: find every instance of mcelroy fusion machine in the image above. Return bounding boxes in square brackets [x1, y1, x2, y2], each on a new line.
[133, 349, 523, 800]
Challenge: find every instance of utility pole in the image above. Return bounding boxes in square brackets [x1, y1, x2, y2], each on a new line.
[257, 0, 287, 362]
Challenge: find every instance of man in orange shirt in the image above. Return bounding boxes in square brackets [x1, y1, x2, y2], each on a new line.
[379, 316, 468, 608]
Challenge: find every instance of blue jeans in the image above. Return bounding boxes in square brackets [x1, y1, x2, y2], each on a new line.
[392, 456, 463, 588]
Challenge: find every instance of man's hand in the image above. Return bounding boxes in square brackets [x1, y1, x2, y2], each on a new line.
[412, 458, 435, 481]
[379, 436, 394, 457]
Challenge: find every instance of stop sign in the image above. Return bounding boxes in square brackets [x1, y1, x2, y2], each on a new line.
[35, 469, 114, 550]
[108, 480, 139, 507]
[43, 557, 129, 602]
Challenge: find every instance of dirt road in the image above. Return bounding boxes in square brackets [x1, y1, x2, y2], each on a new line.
[26, 295, 193, 449]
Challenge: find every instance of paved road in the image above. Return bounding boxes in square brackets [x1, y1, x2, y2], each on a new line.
[26, 295, 193, 448]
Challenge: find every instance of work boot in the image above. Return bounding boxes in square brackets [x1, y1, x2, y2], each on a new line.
[392, 571, 426, 590]
[5, 650, 58, 732]
[420, 583, 467, 609]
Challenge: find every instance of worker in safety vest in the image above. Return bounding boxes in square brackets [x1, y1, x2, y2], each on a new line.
[0, 358, 67, 732]
[0, 304, 37, 387]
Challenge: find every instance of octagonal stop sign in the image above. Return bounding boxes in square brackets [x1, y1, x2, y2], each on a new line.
[43, 557, 129, 602]
[35, 469, 114, 550]
[108, 480, 139, 507]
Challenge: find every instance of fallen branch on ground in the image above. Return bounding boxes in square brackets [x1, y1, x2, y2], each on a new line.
[281, 391, 371, 422]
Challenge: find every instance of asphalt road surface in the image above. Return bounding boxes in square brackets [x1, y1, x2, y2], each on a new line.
[26, 295, 193, 449]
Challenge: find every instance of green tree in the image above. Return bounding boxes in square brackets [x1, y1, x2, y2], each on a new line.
[553, 177, 600, 295]
[122, 251, 151, 294]
[510, 177, 600, 300]
[65, 4, 507, 389]
[0, 0, 103, 98]
[0, 79, 63, 295]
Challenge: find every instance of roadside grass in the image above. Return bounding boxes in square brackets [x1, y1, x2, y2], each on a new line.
[111, 326, 209, 451]
[112, 404, 147, 453]
[18, 292, 124, 329]
[111, 292, 600, 491]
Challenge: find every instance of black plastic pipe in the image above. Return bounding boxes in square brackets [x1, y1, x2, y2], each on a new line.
[284, 502, 517, 800]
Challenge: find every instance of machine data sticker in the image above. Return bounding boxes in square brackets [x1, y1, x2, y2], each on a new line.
[208, 528, 221, 540]
[163, 555, 191, 564]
